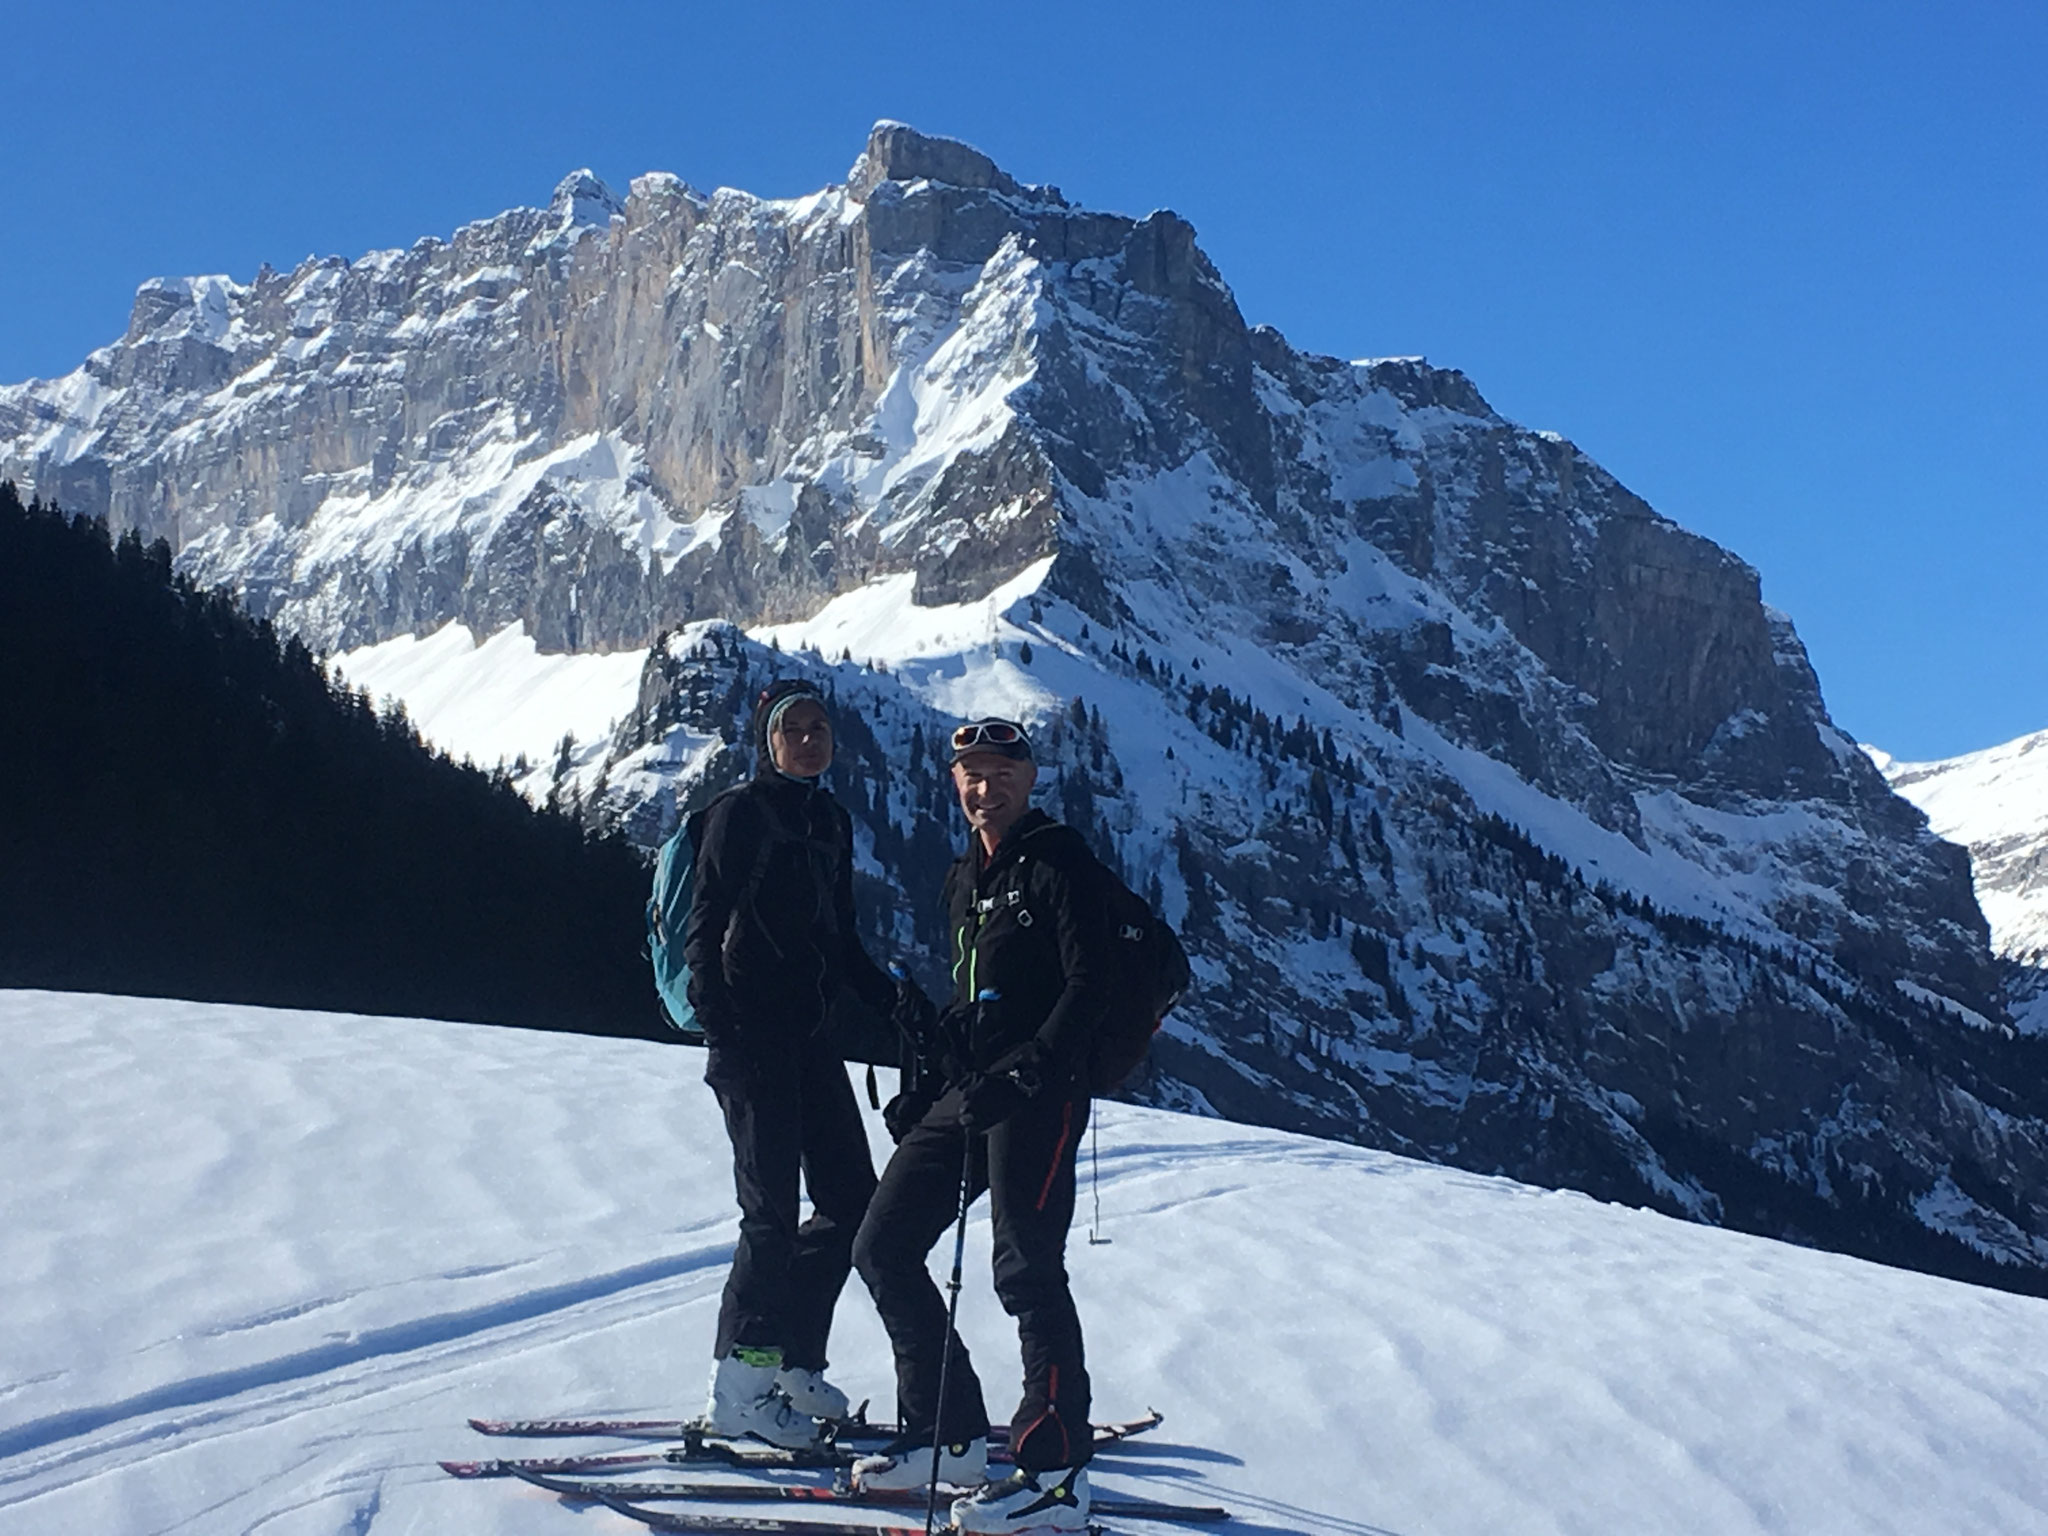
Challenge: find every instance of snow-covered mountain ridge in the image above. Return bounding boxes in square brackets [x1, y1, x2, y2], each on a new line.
[5, 122, 2045, 1278]
[1874, 730, 2048, 1034]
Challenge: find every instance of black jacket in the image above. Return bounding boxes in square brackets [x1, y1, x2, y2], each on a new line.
[683, 770, 895, 1058]
[939, 809, 1114, 1089]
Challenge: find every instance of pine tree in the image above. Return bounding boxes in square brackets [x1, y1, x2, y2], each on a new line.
[545, 731, 577, 814]
[1308, 766, 1335, 831]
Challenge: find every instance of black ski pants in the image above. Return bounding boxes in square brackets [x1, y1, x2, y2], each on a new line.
[709, 1040, 877, 1372]
[851, 1086, 1092, 1472]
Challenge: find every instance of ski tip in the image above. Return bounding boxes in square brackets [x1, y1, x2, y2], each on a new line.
[1100, 1408, 1165, 1441]
[439, 1460, 490, 1478]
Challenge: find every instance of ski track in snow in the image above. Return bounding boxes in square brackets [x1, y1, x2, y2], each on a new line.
[0, 1245, 732, 1467]
[9, 991, 2048, 1535]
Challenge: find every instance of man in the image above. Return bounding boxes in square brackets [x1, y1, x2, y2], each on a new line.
[687, 679, 899, 1447]
[851, 717, 1111, 1534]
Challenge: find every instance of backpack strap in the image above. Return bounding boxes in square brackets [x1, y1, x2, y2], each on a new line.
[711, 783, 819, 962]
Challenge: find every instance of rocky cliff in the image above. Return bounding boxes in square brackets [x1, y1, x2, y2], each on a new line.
[1877, 731, 2048, 1037]
[7, 122, 2045, 1283]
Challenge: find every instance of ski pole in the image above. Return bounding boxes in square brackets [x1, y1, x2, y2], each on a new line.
[926, 987, 996, 1536]
[925, 1128, 975, 1536]
[1087, 1114, 1109, 1245]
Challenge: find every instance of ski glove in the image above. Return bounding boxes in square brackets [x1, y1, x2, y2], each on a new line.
[928, 1004, 977, 1085]
[958, 1042, 1046, 1130]
[882, 1088, 937, 1143]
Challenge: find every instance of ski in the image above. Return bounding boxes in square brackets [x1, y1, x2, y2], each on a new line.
[591, 1495, 936, 1536]
[514, 1468, 1231, 1522]
[467, 1410, 896, 1441]
[588, 1494, 1128, 1536]
[468, 1409, 1164, 1445]
[443, 1448, 674, 1480]
[441, 1413, 1164, 1480]
[470, 1416, 726, 1441]
[441, 1443, 849, 1479]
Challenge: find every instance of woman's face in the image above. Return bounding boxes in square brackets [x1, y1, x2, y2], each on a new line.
[771, 699, 835, 778]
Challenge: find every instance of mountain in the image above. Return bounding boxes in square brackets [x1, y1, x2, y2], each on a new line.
[10, 989, 2048, 1536]
[1874, 731, 2048, 1035]
[6, 122, 2046, 1285]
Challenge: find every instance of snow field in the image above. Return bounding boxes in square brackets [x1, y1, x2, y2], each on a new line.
[6, 991, 2048, 1535]
[332, 621, 647, 776]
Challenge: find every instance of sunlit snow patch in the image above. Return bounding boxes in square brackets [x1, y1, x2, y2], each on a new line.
[749, 557, 1065, 727]
[332, 621, 646, 773]
[1875, 729, 2048, 968]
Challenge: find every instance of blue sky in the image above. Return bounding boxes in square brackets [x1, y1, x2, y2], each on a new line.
[8, 0, 2042, 760]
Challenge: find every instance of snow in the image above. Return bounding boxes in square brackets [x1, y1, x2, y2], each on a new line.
[1876, 729, 2048, 967]
[1410, 719, 1774, 935]
[1896, 977, 2006, 1034]
[332, 621, 647, 771]
[7, 988, 2048, 1535]
[297, 427, 691, 579]
[747, 561, 1070, 740]
[1880, 729, 2048, 852]
[3, 364, 123, 463]
[527, 171, 625, 256]
[752, 559, 1053, 665]
[134, 274, 249, 348]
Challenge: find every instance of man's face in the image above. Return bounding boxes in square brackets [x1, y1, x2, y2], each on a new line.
[770, 699, 835, 778]
[952, 753, 1037, 844]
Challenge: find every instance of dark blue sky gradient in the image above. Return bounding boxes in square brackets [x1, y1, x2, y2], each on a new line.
[8, 0, 2042, 759]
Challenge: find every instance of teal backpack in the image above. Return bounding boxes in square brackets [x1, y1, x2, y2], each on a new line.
[645, 786, 782, 1040]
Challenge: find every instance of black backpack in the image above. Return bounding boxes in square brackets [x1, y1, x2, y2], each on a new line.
[1087, 866, 1192, 1094]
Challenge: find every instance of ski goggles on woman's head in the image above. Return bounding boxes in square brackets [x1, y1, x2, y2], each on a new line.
[948, 717, 1033, 764]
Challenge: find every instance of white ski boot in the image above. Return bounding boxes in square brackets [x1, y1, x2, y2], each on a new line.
[774, 1364, 852, 1421]
[703, 1346, 825, 1449]
[850, 1433, 989, 1492]
[950, 1464, 1089, 1532]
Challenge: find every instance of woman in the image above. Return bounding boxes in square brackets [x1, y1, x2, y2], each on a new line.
[684, 677, 898, 1446]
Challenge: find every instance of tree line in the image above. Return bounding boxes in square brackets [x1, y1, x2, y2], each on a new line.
[0, 483, 661, 1040]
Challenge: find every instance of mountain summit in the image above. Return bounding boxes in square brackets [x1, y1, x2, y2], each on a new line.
[4, 123, 2044, 1284]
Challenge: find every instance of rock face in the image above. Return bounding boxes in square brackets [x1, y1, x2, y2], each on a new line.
[8, 123, 2047, 1280]
[1877, 731, 2048, 1036]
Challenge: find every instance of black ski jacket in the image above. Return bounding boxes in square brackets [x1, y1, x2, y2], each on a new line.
[682, 770, 895, 1061]
[939, 809, 1115, 1090]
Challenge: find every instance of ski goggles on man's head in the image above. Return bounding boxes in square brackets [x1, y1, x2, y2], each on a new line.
[948, 717, 1033, 765]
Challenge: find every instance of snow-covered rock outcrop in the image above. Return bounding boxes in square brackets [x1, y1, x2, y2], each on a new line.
[6, 123, 2045, 1277]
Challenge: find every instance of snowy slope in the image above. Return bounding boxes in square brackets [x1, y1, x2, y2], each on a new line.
[1875, 730, 2048, 1035]
[7, 989, 2048, 1536]
[332, 620, 646, 776]
[1875, 730, 2048, 968]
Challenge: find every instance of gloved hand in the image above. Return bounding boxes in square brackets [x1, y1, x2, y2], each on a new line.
[882, 1088, 937, 1143]
[929, 1004, 975, 1085]
[959, 1043, 1045, 1130]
